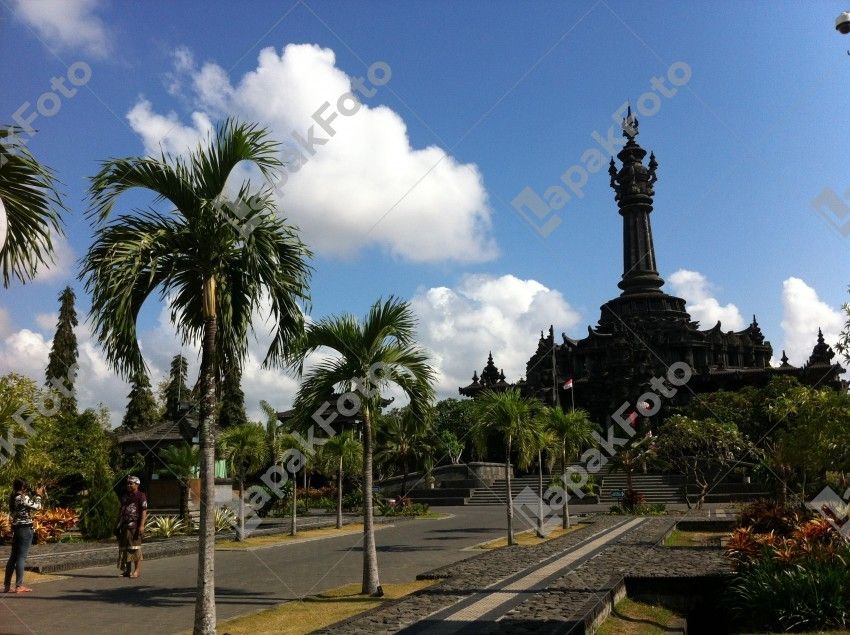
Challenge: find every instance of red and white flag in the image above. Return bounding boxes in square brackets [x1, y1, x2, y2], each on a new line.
[563, 378, 573, 390]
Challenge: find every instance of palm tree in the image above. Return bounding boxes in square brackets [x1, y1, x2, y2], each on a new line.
[217, 424, 269, 539]
[158, 443, 200, 525]
[540, 407, 595, 528]
[471, 389, 542, 546]
[376, 407, 432, 498]
[274, 428, 310, 536]
[290, 297, 435, 595]
[81, 119, 311, 635]
[319, 431, 363, 528]
[527, 424, 556, 537]
[0, 126, 64, 287]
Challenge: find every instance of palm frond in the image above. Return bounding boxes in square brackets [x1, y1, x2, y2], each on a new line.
[0, 126, 65, 287]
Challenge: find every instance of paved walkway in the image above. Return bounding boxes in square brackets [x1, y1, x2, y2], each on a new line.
[0, 506, 519, 635]
[401, 518, 645, 633]
[320, 515, 731, 634]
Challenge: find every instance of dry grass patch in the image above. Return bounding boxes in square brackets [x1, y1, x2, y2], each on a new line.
[476, 523, 584, 550]
[19, 571, 66, 585]
[216, 523, 371, 550]
[211, 580, 434, 635]
[663, 530, 726, 547]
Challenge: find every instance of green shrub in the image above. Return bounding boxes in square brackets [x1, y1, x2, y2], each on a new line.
[79, 462, 120, 540]
[342, 488, 364, 512]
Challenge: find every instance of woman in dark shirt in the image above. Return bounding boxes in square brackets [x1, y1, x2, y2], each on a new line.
[4, 478, 44, 593]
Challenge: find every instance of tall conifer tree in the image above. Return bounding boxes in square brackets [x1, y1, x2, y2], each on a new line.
[218, 365, 247, 428]
[45, 286, 78, 416]
[122, 371, 159, 431]
[164, 354, 191, 423]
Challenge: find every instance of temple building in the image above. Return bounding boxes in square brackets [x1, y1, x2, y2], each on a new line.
[461, 111, 845, 422]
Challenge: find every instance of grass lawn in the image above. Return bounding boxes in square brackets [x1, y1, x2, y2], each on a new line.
[216, 523, 370, 549]
[662, 530, 726, 547]
[597, 597, 684, 634]
[476, 523, 584, 549]
[208, 580, 434, 635]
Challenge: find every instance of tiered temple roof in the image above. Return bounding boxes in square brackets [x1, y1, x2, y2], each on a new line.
[460, 113, 845, 421]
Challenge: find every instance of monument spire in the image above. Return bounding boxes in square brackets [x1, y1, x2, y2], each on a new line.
[608, 106, 664, 296]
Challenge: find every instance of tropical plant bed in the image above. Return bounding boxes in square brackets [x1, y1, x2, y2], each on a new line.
[473, 523, 586, 550]
[724, 501, 850, 632]
[199, 580, 434, 635]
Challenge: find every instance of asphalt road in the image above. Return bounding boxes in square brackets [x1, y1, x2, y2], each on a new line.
[0, 506, 532, 635]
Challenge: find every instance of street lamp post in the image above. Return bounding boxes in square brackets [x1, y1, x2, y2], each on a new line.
[836, 11, 850, 35]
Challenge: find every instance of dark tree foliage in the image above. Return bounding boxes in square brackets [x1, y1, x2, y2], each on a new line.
[122, 371, 159, 431]
[218, 365, 247, 428]
[79, 459, 120, 539]
[432, 398, 478, 459]
[45, 286, 78, 416]
[49, 408, 114, 506]
[164, 354, 192, 423]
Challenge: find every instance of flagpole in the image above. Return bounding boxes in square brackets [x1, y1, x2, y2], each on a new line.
[551, 326, 560, 409]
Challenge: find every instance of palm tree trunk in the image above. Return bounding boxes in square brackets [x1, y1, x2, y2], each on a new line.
[181, 484, 189, 526]
[361, 408, 381, 595]
[562, 447, 570, 529]
[537, 449, 544, 538]
[238, 477, 245, 541]
[401, 460, 408, 498]
[193, 309, 217, 635]
[336, 457, 343, 529]
[505, 435, 514, 546]
[291, 480, 297, 536]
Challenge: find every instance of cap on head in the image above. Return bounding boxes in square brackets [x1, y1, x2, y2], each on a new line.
[127, 476, 141, 485]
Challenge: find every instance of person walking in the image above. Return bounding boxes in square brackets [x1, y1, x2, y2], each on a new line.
[116, 476, 147, 578]
[4, 479, 44, 593]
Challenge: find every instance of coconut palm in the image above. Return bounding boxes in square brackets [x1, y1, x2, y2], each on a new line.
[289, 297, 435, 595]
[318, 431, 363, 528]
[217, 424, 269, 539]
[471, 389, 542, 546]
[540, 407, 595, 528]
[274, 429, 309, 536]
[0, 126, 64, 287]
[81, 119, 311, 635]
[158, 443, 200, 525]
[526, 424, 557, 537]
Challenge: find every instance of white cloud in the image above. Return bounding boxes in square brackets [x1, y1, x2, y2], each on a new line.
[12, 0, 111, 58]
[34, 234, 75, 284]
[669, 269, 745, 331]
[411, 274, 581, 396]
[126, 100, 213, 157]
[779, 277, 844, 366]
[128, 43, 496, 263]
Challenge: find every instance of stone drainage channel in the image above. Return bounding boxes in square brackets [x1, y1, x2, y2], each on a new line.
[319, 515, 733, 635]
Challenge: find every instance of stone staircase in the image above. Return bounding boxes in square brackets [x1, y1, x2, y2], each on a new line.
[465, 472, 686, 506]
[598, 473, 685, 504]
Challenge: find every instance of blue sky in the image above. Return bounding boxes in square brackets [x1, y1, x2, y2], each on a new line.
[2, 0, 849, 422]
